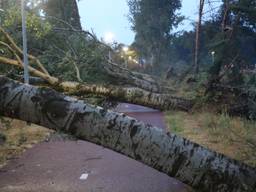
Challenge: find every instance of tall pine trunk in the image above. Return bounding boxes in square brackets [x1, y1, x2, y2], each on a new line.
[44, 0, 82, 30]
[194, 0, 205, 74]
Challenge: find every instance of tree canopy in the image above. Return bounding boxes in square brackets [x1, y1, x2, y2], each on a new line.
[128, 0, 182, 74]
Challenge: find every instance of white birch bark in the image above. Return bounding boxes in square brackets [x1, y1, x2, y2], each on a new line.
[0, 76, 255, 192]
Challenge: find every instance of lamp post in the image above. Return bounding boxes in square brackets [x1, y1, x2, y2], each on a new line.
[122, 46, 129, 68]
[211, 51, 215, 64]
[21, 0, 29, 84]
[108, 50, 112, 62]
[0, 8, 4, 25]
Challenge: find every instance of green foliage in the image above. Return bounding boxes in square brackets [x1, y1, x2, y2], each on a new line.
[168, 0, 256, 89]
[208, 0, 256, 84]
[128, 0, 182, 74]
[165, 111, 184, 133]
[0, 0, 112, 84]
[0, 3, 52, 75]
[39, 31, 109, 83]
[2, 5, 51, 40]
[202, 113, 230, 135]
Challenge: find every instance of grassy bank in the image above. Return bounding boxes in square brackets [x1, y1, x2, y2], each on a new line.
[0, 118, 52, 168]
[165, 111, 256, 167]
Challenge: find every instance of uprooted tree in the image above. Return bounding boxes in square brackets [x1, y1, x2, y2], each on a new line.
[0, 26, 193, 111]
[0, 76, 255, 192]
[1, 24, 256, 118]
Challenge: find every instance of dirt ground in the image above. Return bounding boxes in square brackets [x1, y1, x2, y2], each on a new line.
[0, 118, 52, 168]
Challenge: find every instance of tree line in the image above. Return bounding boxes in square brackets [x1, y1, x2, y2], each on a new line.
[128, 0, 256, 118]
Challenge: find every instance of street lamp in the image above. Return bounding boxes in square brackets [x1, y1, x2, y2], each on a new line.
[0, 9, 4, 25]
[122, 46, 129, 68]
[104, 32, 115, 44]
[21, 0, 29, 84]
[211, 51, 215, 64]
[103, 32, 115, 62]
[122, 46, 129, 52]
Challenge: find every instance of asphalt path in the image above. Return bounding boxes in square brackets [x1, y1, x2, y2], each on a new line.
[0, 103, 191, 192]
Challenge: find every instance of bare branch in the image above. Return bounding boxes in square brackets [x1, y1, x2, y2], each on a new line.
[0, 26, 50, 75]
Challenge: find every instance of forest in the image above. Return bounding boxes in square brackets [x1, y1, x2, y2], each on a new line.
[0, 0, 256, 192]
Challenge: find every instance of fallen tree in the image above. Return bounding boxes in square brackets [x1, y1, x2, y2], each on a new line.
[104, 61, 174, 93]
[0, 76, 255, 192]
[0, 26, 193, 111]
[0, 26, 171, 94]
[0, 56, 192, 111]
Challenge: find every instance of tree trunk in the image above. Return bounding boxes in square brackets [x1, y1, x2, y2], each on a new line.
[0, 56, 193, 111]
[0, 76, 255, 192]
[194, 0, 205, 74]
[58, 81, 192, 111]
[70, 0, 82, 30]
[104, 61, 174, 93]
[43, 0, 82, 30]
[221, 0, 230, 32]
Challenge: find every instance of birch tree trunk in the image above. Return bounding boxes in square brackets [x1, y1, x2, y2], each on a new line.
[0, 56, 193, 111]
[194, 0, 205, 74]
[58, 81, 192, 111]
[104, 61, 174, 93]
[0, 76, 255, 192]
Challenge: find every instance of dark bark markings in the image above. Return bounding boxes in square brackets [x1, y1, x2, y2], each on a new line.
[0, 77, 255, 192]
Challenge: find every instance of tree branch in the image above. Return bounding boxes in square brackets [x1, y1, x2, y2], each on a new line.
[0, 26, 50, 75]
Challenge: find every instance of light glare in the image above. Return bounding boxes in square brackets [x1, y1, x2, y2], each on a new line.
[104, 32, 115, 44]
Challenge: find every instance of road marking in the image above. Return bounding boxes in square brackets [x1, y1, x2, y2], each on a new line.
[79, 173, 89, 180]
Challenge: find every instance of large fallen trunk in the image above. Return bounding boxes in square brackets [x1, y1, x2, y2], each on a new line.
[0, 77, 255, 192]
[58, 81, 192, 111]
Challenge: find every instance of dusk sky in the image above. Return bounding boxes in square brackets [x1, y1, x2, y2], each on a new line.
[78, 1, 205, 45]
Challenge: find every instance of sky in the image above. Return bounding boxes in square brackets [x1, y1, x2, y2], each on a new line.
[78, 0, 199, 45]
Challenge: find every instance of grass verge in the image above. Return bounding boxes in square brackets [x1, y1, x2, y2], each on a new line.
[0, 118, 52, 168]
[165, 111, 256, 167]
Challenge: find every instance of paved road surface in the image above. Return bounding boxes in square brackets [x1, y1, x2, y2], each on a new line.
[0, 103, 191, 192]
